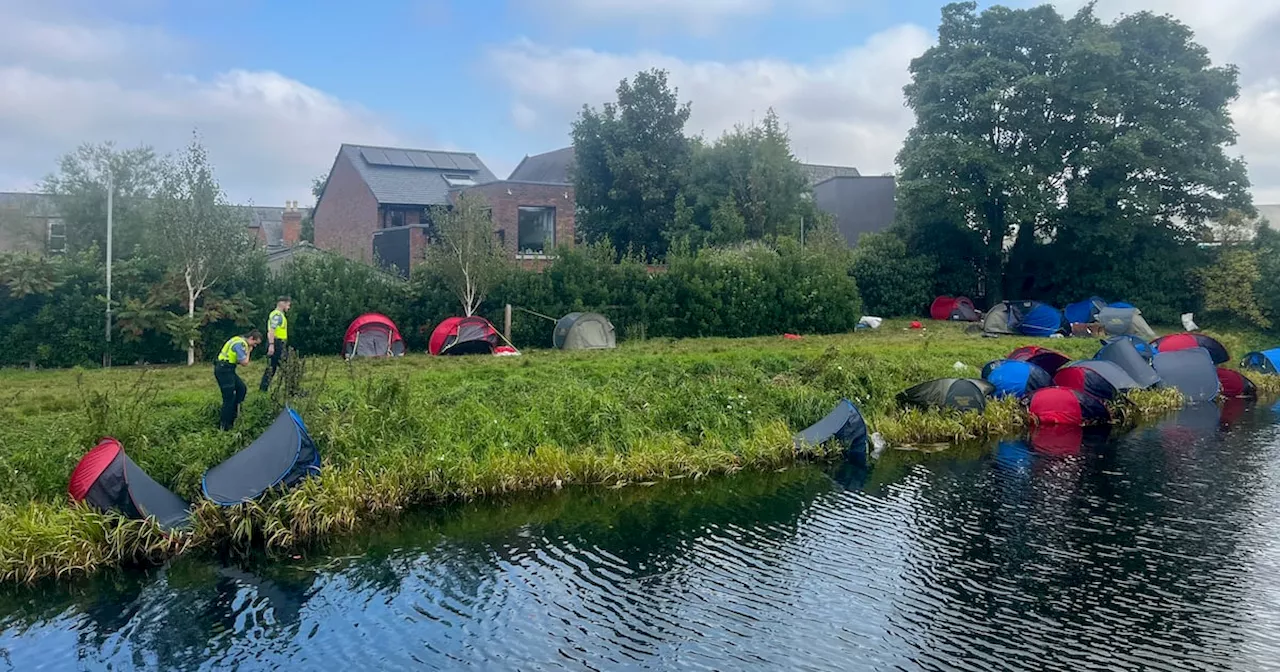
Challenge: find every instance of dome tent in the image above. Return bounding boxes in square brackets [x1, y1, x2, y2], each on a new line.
[1151, 348, 1220, 402]
[342, 313, 405, 358]
[982, 301, 1066, 337]
[69, 438, 191, 531]
[202, 408, 320, 505]
[897, 378, 993, 412]
[1007, 345, 1072, 376]
[1094, 339, 1161, 389]
[1053, 366, 1120, 402]
[1096, 306, 1157, 340]
[554, 312, 616, 350]
[1216, 368, 1257, 398]
[981, 359, 1053, 399]
[1028, 387, 1111, 426]
[1064, 297, 1107, 325]
[1097, 334, 1156, 361]
[1151, 333, 1230, 365]
[1061, 360, 1142, 392]
[793, 399, 869, 457]
[429, 316, 501, 356]
[1240, 348, 1280, 375]
[930, 296, 980, 322]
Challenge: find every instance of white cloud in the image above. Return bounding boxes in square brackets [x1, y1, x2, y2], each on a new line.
[488, 25, 929, 175]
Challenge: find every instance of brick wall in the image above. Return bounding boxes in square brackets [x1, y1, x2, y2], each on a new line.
[313, 152, 379, 262]
[460, 181, 575, 256]
[282, 203, 302, 245]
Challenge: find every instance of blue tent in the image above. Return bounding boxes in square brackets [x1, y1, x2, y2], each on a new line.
[1108, 301, 1135, 309]
[1016, 301, 1067, 337]
[1240, 348, 1280, 375]
[982, 359, 1053, 399]
[1064, 296, 1106, 324]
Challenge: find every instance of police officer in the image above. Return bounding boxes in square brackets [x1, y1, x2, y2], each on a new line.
[216, 330, 261, 430]
[259, 295, 291, 392]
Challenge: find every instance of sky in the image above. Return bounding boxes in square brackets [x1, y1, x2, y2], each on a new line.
[1, 0, 1279, 207]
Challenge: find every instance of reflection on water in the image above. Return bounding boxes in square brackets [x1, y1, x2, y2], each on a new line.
[3, 401, 1280, 671]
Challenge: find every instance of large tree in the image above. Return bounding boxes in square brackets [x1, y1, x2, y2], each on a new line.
[40, 142, 164, 258]
[572, 69, 692, 259]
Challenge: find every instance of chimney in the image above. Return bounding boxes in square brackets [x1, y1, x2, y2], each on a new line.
[282, 200, 302, 246]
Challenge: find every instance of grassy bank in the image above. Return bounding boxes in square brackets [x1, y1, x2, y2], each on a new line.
[0, 321, 1274, 582]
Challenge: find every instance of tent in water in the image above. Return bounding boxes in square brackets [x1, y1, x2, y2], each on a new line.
[1216, 368, 1257, 398]
[1008, 345, 1072, 376]
[981, 359, 1053, 399]
[1029, 424, 1112, 457]
[1028, 387, 1111, 426]
[1060, 360, 1142, 392]
[342, 313, 405, 359]
[897, 378, 993, 412]
[429, 316, 501, 356]
[1240, 348, 1280, 375]
[202, 408, 320, 505]
[1151, 333, 1230, 365]
[982, 301, 1066, 337]
[68, 438, 190, 530]
[1098, 334, 1156, 361]
[1151, 348, 1220, 402]
[1096, 306, 1156, 340]
[793, 399, 869, 457]
[553, 312, 617, 350]
[930, 296, 980, 322]
[1064, 297, 1106, 325]
[1053, 366, 1120, 402]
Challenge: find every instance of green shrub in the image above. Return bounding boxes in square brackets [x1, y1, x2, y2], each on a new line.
[850, 232, 935, 317]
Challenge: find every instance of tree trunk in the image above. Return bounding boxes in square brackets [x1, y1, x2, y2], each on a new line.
[186, 281, 197, 366]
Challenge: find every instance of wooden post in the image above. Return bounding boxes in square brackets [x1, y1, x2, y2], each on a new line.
[504, 304, 512, 342]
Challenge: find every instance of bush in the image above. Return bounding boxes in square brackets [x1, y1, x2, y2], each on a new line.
[850, 232, 935, 317]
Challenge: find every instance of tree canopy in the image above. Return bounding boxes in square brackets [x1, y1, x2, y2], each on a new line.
[40, 142, 164, 259]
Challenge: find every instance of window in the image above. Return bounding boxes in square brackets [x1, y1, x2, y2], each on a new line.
[517, 206, 555, 257]
[384, 209, 405, 228]
[443, 174, 477, 187]
[46, 218, 66, 254]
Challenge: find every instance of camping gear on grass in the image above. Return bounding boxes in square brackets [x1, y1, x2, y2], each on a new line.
[1241, 349, 1280, 375]
[930, 296, 980, 322]
[202, 408, 320, 505]
[69, 438, 191, 530]
[1096, 306, 1157, 340]
[981, 359, 1053, 399]
[553, 312, 616, 350]
[1151, 333, 1230, 365]
[1064, 297, 1107, 325]
[793, 399, 869, 457]
[343, 313, 405, 359]
[1060, 360, 1142, 392]
[897, 378, 993, 412]
[1151, 348, 1221, 403]
[1216, 368, 1257, 398]
[429, 316, 501, 356]
[983, 301, 1067, 338]
[1053, 366, 1120, 402]
[1007, 345, 1072, 376]
[1028, 387, 1111, 426]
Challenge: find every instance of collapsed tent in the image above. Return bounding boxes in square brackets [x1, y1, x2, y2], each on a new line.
[1216, 368, 1257, 398]
[1008, 346, 1072, 376]
[342, 313, 405, 358]
[1098, 334, 1156, 362]
[793, 399, 869, 457]
[554, 312, 617, 350]
[930, 296, 980, 322]
[897, 378, 993, 412]
[1028, 387, 1111, 426]
[1096, 306, 1157, 340]
[981, 359, 1053, 399]
[1060, 360, 1142, 392]
[1240, 348, 1280, 375]
[1151, 348, 1221, 403]
[202, 408, 320, 505]
[69, 438, 190, 530]
[429, 316, 500, 356]
[1064, 297, 1107, 325]
[1053, 366, 1120, 402]
[1152, 333, 1230, 365]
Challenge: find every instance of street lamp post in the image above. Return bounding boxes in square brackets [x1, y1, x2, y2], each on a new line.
[104, 170, 113, 368]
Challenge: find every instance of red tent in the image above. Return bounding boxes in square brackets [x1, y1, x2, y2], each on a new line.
[1216, 368, 1257, 398]
[930, 296, 980, 321]
[1008, 345, 1072, 376]
[343, 313, 405, 358]
[429, 316, 500, 356]
[1152, 333, 1230, 364]
[1028, 387, 1110, 426]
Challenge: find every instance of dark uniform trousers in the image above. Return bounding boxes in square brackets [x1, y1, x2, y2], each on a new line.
[259, 340, 287, 392]
[215, 362, 246, 430]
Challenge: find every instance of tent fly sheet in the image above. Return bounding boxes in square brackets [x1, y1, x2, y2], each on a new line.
[69, 438, 191, 530]
[983, 301, 1065, 337]
[430, 316, 501, 356]
[1241, 348, 1280, 375]
[1053, 366, 1120, 402]
[1008, 346, 1072, 376]
[1064, 297, 1107, 325]
[202, 408, 320, 505]
[1152, 348, 1221, 402]
[1096, 307, 1157, 340]
[343, 313, 406, 358]
[793, 399, 869, 457]
[930, 296, 980, 322]
[1152, 333, 1230, 365]
[554, 312, 617, 350]
[1061, 360, 1142, 392]
[1028, 387, 1111, 426]
[1216, 368, 1257, 398]
[981, 359, 1053, 399]
[897, 378, 993, 412]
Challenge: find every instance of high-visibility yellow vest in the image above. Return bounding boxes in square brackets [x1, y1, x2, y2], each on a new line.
[219, 336, 248, 365]
[269, 309, 288, 341]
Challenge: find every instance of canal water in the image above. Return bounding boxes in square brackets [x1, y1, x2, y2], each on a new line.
[2, 400, 1280, 671]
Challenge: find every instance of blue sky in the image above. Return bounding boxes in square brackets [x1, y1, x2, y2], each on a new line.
[1, 0, 1278, 205]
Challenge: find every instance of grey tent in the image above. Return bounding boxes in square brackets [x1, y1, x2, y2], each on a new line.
[69, 438, 191, 531]
[1096, 306, 1156, 340]
[1152, 348, 1221, 402]
[793, 399, 868, 457]
[981, 303, 1016, 335]
[202, 408, 321, 505]
[897, 378, 994, 412]
[1062, 360, 1142, 391]
[1095, 338, 1162, 389]
[553, 312, 617, 350]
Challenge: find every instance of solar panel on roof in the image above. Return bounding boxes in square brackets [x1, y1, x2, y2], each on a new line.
[360, 148, 389, 165]
[449, 154, 477, 171]
[425, 152, 459, 170]
[407, 151, 436, 169]
[383, 149, 414, 167]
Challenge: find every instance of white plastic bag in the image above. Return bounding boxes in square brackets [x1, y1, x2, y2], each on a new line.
[858, 316, 883, 329]
[1182, 313, 1199, 331]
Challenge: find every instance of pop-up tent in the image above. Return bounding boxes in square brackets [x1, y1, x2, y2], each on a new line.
[1096, 306, 1157, 340]
[429, 316, 500, 356]
[1028, 387, 1111, 426]
[930, 296, 980, 322]
[1152, 333, 1230, 365]
[1241, 349, 1280, 375]
[983, 301, 1066, 337]
[981, 359, 1053, 399]
[1064, 297, 1107, 325]
[1098, 334, 1156, 361]
[793, 399, 869, 457]
[897, 378, 993, 412]
[343, 313, 405, 358]
[1151, 348, 1221, 402]
[1008, 345, 1072, 376]
[553, 312, 617, 350]
[1094, 338, 1161, 389]
[69, 438, 191, 530]
[1061, 360, 1142, 392]
[1053, 366, 1120, 402]
[202, 408, 320, 505]
[1216, 368, 1257, 398]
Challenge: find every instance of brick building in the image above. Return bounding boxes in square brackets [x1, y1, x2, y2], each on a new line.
[312, 143, 574, 277]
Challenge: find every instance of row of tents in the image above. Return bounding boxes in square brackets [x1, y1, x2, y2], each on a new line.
[342, 311, 617, 359]
[930, 295, 1156, 341]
